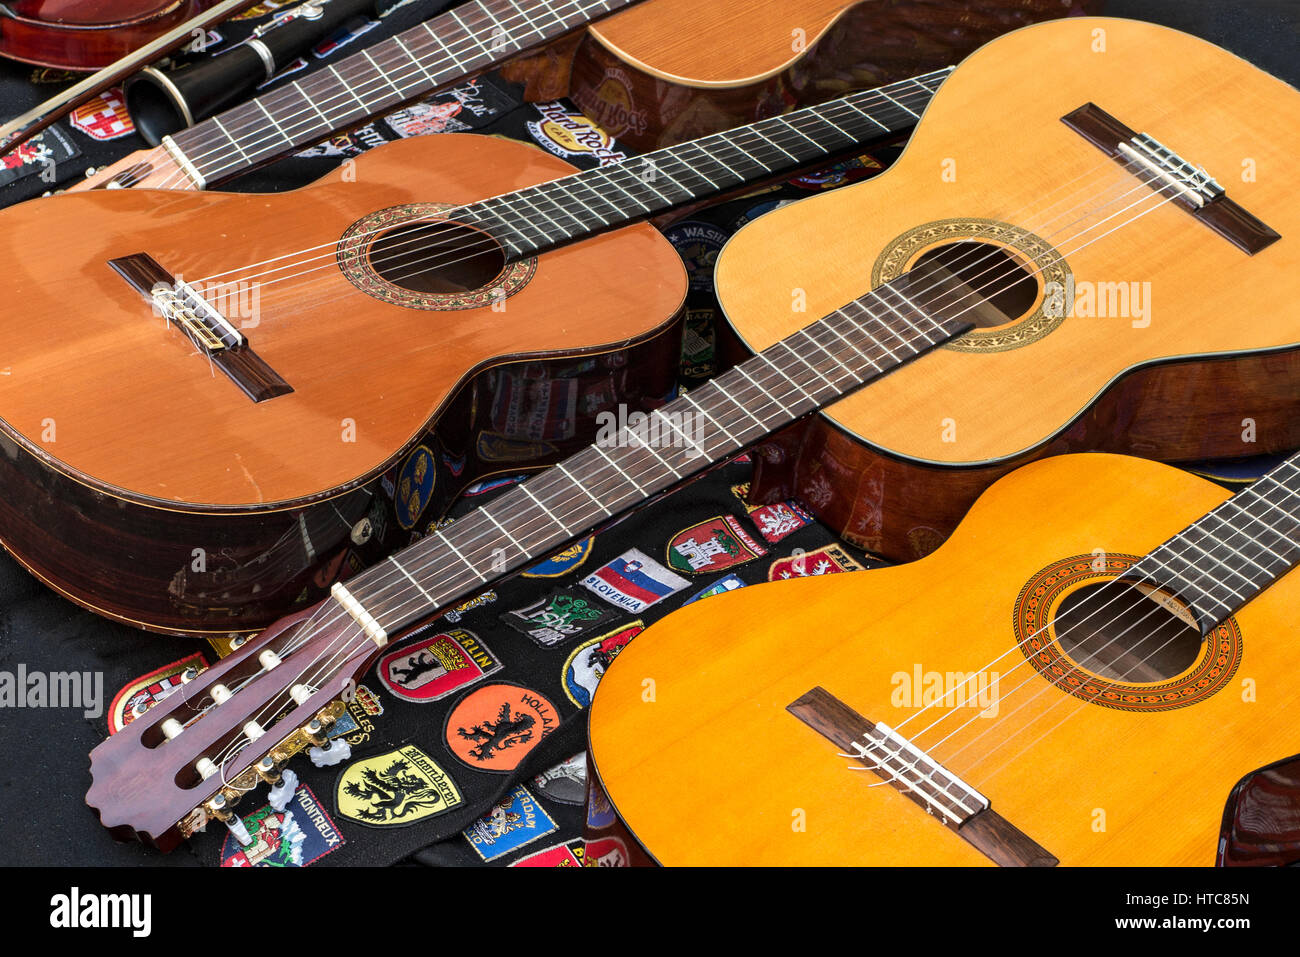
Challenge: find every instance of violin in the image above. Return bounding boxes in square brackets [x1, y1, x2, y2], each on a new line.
[0, 0, 224, 71]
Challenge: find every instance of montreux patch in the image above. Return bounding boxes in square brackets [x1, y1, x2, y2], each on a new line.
[444, 683, 560, 772]
[532, 752, 588, 806]
[681, 573, 747, 606]
[768, 543, 864, 580]
[107, 652, 207, 734]
[500, 588, 615, 646]
[463, 785, 558, 862]
[666, 515, 766, 574]
[562, 622, 643, 708]
[579, 548, 689, 613]
[523, 536, 596, 578]
[220, 785, 344, 867]
[335, 744, 463, 827]
[510, 839, 586, 867]
[394, 444, 437, 529]
[376, 629, 500, 703]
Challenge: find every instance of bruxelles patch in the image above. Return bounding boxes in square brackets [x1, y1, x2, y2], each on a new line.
[335, 744, 463, 827]
[523, 536, 596, 578]
[667, 515, 766, 574]
[463, 785, 558, 862]
[107, 652, 207, 734]
[327, 683, 385, 744]
[220, 785, 344, 867]
[444, 683, 560, 772]
[394, 444, 437, 530]
[376, 629, 500, 703]
[768, 544, 864, 580]
[562, 622, 643, 708]
[500, 588, 615, 646]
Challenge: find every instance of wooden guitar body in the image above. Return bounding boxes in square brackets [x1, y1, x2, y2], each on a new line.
[715, 15, 1300, 561]
[0, 132, 686, 635]
[588, 453, 1300, 865]
[0, 0, 221, 70]
[507, 0, 1097, 151]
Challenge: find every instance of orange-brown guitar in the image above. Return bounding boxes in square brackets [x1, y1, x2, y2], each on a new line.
[588, 452, 1300, 865]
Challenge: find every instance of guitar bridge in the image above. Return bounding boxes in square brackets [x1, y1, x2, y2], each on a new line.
[108, 252, 292, 402]
[1062, 103, 1280, 255]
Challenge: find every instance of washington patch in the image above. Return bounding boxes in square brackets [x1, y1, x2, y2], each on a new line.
[463, 785, 558, 862]
[445, 683, 560, 772]
[335, 744, 463, 827]
[500, 588, 615, 646]
[563, 622, 643, 708]
[220, 785, 344, 867]
[667, 515, 766, 574]
[377, 629, 500, 703]
[580, 548, 689, 613]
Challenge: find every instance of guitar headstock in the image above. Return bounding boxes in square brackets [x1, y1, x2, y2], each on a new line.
[86, 600, 380, 851]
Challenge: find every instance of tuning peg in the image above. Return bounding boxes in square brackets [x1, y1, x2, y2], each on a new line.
[256, 756, 298, 812]
[206, 793, 252, 847]
[304, 718, 350, 768]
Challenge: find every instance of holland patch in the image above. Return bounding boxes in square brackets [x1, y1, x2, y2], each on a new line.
[579, 548, 689, 613]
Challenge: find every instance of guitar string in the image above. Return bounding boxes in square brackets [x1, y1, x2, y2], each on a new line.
[182, 80, 941, 288]
[145, 0, 616, 190]
[202, 164, 1196, 790]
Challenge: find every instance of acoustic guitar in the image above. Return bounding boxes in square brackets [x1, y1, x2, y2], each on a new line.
[0, 77, 932, 636]
[74, 0, 1085, 191]
[717, 15, 1300, 563]
[587, 451, 1300, 865]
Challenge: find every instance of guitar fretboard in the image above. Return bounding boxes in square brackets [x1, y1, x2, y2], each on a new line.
[1129, 454, 1300, 632]
[342, 269, 976, 634]
[460, 70, 949, 258]
[171, 0, 641, 186]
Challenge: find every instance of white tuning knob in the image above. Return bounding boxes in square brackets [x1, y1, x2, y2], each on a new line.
[268, 768, 299, 812]
[225, 816, 253, 847]
[308, 738, 351, 768]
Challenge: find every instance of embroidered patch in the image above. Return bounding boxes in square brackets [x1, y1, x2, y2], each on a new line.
[748, 501, 814, 544]
[584, 836, 631, 867]
[532, 752, 588, 806]
[562, 622, 642, 708]
[107, 652, 207, 734]
[681, 574, 747, 606]
[221, 785, 344, 867]
[335, 744, 463, 827]
[377, 629, 500, 703]
[442, 590, 498, 623]
[463, 785, 558, 862]
[525, 101, 627, 165]
[510, 839, 586, 866]
[445, 683, 560, 772]
[768, 544, 864, 580]
[523, 536, 595, 578]
[667, 515, 766, 574]
[0, 127, 79, 188]
[394, 444, 436, 530]
[580, 548, 689, 613]
[68, 88, 133, 140]
[328, 683, 384, 744]
[501, 588, 616, 646]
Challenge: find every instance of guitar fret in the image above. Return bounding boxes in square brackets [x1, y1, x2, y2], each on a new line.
[681, 390, 740, 447]
[438, 529, 488, 582]
[423, 20, 468, 72]
[450, 8, 492, 58]
[734, 364, 792, 416]
[393, 35, 438, 85]
[363, 48, 408, 99]
[388, 555, 438, 603]
[594, 444, 644, 493]
[329, 65, 370, 112]
[521, 484, 571, 533]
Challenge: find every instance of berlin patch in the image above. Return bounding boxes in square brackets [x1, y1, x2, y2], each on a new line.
[500, 588, 615, 646]
[667, 515, 766, 574]
[768, 543, 864, 579]
[220, 785, 344, 867]
[463, 785, 558, 862]
[563, 622, 643, 708]
[376, 629, 500, 703]
[335, 744, 463, 827]
[445, 683, 560, 772]
[580, 548, 689, 613]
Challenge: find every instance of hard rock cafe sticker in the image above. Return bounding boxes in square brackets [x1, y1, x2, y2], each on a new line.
[525, 101, 627, 165]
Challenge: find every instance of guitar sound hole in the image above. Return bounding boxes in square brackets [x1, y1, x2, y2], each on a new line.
[911, 241, 1038, 326]
[368, 220, 506, 295]
[1052, 582, 1203, 683]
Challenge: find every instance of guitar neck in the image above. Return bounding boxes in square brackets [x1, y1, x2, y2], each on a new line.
[342, 274, 975, 635]
[168, 0, 643, 187]
[462, 70, 949, 258]
[1130, 453, 1300, 632]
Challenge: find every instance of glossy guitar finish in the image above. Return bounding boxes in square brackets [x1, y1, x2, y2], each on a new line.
[0, 0, 222, 69]
[588, 453, 1300, 865]
[717, 16, 1300, 560]
[0, 132, 686, 635]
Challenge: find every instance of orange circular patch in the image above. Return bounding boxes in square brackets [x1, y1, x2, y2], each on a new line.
[443, 683, 561, 772]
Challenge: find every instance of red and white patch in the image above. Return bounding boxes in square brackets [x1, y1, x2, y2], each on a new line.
[69, 88, 134, 141]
